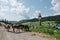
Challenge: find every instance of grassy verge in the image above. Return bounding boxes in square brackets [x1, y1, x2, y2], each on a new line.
[29, 26, 60, 40]
[22, 21, 60, 40]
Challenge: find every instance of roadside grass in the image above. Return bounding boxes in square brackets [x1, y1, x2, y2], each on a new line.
[29, 26, 60, 40]
[30, 26, 54, 35]
[22, 21, 60, 40]
[54, 29, 60, 40]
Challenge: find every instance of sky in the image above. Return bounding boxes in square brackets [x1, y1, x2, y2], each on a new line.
[0, 0, 60, 21]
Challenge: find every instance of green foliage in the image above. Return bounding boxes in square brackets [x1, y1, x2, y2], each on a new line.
[0, 15, 59, 39]
[24, 21, 60, 40]
[30, 26, 54, 35]
[30, 26, 60, 40]
[47, 28, 54, 35]
[19, 15, 60, 24]
[54, 29, 60, 40]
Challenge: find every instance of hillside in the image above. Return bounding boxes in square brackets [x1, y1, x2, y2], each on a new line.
[19, 15, 60, 24]
[0, 15, 60, 24]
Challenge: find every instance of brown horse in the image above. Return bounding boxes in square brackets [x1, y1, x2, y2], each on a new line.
[3, 24, 10, 32]
[12, 24, 29, 32]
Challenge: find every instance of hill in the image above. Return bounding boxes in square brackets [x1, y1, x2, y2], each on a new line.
[0, 15, 60, 24]
[19, 15, 60, 24]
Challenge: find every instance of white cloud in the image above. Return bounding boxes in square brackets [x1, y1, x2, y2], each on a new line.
[0, 0, 30, 21]
[0, 6, 9, 12]
[31, 10, 41, 19]
[35, 10, 41, 13]
[51, 0, 60, 15]
[9, 0, 17, 6]
[9, 0, 30, 15]
[54, 13, 60, 15]
[0, 13, 6, 19]
[0, 0, 42, 21]
[0, 0, 8, 3]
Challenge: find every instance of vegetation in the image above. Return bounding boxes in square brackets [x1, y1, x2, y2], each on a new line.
[22, 21, 60, 40]
[0, 15, 60, 40]
[30, 26, 60, 40]
[19, 15, 60, 24]
[0, 15, 60, 24]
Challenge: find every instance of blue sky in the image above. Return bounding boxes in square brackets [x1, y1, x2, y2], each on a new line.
[0, 0, 60, 21]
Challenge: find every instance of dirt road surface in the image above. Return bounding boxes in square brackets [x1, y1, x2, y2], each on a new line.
[0, 27, 56, 40]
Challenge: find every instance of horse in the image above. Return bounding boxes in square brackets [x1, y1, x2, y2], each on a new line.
[12, 24, 29, 32]
[3, 24, 11, 32]
[19, 24, 29, 31]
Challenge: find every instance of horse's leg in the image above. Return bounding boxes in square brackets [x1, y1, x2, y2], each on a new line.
[16, 29, 18, 32]
[28, 27, 29, 31]
[26, 27, 29, 31]
[7, 28, 9, 32]
[8, 27, 10, 32]
[18, 29, 20, 32]
[13, 28, 15, 32]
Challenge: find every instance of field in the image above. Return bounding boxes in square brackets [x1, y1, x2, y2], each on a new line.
[22, 21, 60, 40]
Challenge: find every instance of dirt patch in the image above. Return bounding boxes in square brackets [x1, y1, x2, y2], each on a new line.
[31, 32, 57, 40]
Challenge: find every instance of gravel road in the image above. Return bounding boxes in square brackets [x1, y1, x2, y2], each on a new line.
[0, 27, 56, 40]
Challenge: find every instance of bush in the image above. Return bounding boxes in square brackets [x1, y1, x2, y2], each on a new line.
[47, 29, 54, 35]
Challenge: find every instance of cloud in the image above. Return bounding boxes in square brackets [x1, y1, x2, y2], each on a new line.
[51, 0, 60, 15]
[30, 10, 41, 18]
[54, 13, 60, 15]
[0, 0, 41, 21]
[0, 13, 5, 19]
[10, 5, 30, 14]
[0, 6, 9, 12]
[0, 0, 30, 21]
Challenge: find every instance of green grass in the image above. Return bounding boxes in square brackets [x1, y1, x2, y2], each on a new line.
[22, 21, 60, 40]
[42, 21, 55, 24]
[30, 26, 60, 40]
[30, 26, 54, 34]
[54, 29, 60, 40]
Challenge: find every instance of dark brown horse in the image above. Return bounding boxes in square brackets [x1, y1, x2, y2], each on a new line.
[12, 24, 29, 32]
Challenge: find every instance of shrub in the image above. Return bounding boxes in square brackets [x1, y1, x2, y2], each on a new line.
[47, 29, 54, 35]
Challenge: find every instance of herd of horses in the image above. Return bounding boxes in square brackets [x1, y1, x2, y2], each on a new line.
[2, 23, 29, 32]
[1, 23, 58, 33]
